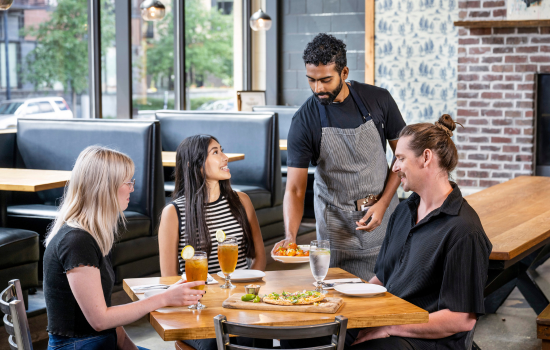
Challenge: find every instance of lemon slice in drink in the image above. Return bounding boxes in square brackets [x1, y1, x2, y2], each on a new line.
[215, 229, 226, 243]
[181, 245, 195, 260]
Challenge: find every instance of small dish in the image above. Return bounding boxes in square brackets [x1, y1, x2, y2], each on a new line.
[244, 284, 261, 295]
[216, 269, 266, 282]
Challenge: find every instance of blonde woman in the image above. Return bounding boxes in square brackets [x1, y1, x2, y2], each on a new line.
[43, 146, 205, 350]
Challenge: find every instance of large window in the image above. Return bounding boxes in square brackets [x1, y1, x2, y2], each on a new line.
[0, 0, 89, 124]
[185, 0, 234, 111]
[131, 0, 175, 116]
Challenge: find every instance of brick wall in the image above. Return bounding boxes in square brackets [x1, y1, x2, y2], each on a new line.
[455, 0, 550, 189]
[280, 0, 365, 106]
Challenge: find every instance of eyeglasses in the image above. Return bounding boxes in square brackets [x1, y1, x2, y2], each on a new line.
[123, 179, 136, 191]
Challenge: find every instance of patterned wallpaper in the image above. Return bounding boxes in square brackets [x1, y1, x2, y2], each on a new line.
[375, 0, 459, 124]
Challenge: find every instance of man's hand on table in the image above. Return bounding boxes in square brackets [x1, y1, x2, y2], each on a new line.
[351, 326, 391, 345]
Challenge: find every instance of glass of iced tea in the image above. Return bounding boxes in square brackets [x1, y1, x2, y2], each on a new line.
[185, 251, 208, 309]
[218, 237, 239, 289]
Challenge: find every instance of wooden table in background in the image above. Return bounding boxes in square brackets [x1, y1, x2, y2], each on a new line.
[537, 304, 550, 349]
[0, 168, 71, 226]
[162, 152, 245, 167]
[123, 268, 428, 341]
[280, 139, 287, 151]
[466, 176, 550, 314]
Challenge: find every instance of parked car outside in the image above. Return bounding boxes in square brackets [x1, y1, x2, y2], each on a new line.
[197, 98, 235, 111]
[0, 97, 73, 129]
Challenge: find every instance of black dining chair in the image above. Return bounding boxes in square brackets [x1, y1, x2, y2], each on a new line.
[0, 279, 33, 350]
[213, 314, 348, 350]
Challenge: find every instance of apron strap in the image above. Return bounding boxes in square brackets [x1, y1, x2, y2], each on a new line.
[315, 81, 388, 153]
[315, 82, 372, 128]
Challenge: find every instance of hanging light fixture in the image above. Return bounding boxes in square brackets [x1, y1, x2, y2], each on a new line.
[249, 8, 272, 31]
[0, 0, 13, 10]
[140, 0, 166, 21]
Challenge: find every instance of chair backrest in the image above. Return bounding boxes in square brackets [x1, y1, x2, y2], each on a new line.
[16, 119, 165, 235]
[155, 111, 282, 207]
[0, 279, 32, 350]
[252, 106, 299, 167]
[214, 314, 347, 350]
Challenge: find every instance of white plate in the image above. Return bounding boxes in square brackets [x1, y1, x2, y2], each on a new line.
[144, 289, 167, 298]
[217, 269, 266, 282]
[271, 245, 311, 264]
[334, 284, 387, 297]
[271, 255, 310, 263]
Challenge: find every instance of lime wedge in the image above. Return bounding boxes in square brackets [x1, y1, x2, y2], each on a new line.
[215, 229, 226, 243]
[181, 245, 195, 260]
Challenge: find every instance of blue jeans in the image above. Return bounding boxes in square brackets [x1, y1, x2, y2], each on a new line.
[47, 331, 150, 350]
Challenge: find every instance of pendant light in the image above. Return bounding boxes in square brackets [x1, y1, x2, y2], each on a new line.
[0, 0, 13, 10]
[249, 8, 272, 31]
[140, 0, 166, 21]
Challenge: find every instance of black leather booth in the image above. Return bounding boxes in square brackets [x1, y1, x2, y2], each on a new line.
[0, 131, 40, 308]
[7, 119, 165, 284]
[155, 111, 284, 243]
[252, 106, 315, 218]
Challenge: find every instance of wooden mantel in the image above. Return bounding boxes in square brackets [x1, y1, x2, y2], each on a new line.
[454, 19, 550, 28]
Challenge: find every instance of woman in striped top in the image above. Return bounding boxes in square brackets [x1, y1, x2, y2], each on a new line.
[158, 134, 266, 278]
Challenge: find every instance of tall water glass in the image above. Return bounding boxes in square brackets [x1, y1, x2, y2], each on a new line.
[218, 237, 239, 289]
[185, 251, 208, 309]
[309, 240, 330, 293]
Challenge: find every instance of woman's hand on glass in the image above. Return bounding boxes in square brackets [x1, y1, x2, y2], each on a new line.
[162, 280, 205, 307]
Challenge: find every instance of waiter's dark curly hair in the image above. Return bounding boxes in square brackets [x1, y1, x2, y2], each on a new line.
[302, 33, 347, 74]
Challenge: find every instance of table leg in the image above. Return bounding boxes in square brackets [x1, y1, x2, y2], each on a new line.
[485, 279, 517, 314]
[485, 246, 550, 314]
[517, 269, 549, 315]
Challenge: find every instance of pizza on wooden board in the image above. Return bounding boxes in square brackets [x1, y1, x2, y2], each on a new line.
[262, 290, 326, 306]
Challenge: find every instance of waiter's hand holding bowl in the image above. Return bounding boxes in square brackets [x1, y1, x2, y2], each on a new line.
[355, 200, 390, 232]
[271, 238, 294, 256]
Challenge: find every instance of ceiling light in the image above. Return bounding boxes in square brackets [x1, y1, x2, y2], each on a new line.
[250, 9, 272, 31]
[140, 0, 166, 21]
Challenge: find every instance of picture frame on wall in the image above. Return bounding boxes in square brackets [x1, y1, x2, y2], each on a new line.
[237, 91, 266, 112]
[507, 0, 550, 20]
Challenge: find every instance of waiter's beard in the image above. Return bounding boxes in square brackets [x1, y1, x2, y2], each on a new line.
[313, 77, 344, 106]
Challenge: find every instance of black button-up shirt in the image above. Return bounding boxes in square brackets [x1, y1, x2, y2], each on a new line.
[374, 184, 492, 350]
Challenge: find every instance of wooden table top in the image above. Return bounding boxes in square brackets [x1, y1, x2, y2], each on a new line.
[465, 176, 550, 261]
[0, 168, 71, 192]
[123, 268, 428, 341]
[280, 139, 287, 151]
[162, 152, 245, 167]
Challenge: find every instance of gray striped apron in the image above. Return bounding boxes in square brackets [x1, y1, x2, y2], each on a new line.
[313, 84, 399, 281]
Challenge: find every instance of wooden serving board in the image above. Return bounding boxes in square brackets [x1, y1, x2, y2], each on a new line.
[222, 293, 344, 314]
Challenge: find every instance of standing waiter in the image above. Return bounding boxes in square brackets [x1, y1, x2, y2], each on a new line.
[273, 34, 405, 281]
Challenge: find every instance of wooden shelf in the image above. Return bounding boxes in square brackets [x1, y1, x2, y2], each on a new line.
[454, 19, 550, 28]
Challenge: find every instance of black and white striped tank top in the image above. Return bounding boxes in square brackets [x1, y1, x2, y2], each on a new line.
[172, 195, 248, 274]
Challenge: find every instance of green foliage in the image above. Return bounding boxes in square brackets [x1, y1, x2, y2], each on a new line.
[146, 0, 233, 87]
[133, 97, 174, 111]
[21, 0, 115, 94]
[132, 96, 222, 111]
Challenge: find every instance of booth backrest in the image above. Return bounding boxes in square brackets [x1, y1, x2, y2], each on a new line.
[155, 111, 282, 207]
[252, 106, 298, 166]
[0, 131, 16, 168]
[16, 119, 165, 234]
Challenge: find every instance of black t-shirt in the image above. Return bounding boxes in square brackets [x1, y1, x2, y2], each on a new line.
[287, 80, 405, 168]
[374, 184, 492, 350]
[43, 224, 115, 337]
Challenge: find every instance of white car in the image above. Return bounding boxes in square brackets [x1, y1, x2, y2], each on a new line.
[0, 97, 74, 129]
